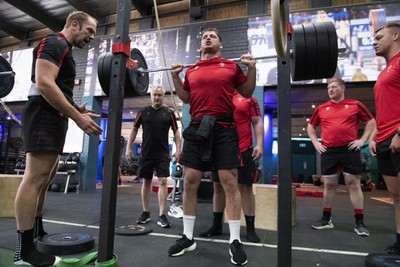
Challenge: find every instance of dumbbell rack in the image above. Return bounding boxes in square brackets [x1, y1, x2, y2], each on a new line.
[13, 169, 76, 194]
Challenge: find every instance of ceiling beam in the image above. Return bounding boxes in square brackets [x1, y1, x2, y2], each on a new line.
[3, 0, 64, 32]
[131, 0, 152, 16]
[0, 18, 26, 40]
[64, 0, 100, 20]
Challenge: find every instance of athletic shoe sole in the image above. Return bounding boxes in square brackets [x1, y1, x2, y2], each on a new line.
[137, 218, 150, 224]
[168, 211, 183, 218]
[14, 256, 61, 266]
[169, 242, 197, 257]
[311, 223, 334, 230]
[229, 249, 248, 266]
[354, 228, 370, 237]
[157, 221, 171, 228]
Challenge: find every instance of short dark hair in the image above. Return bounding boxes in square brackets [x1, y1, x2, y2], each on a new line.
[65, 11, 97, 28]
[375, 22, 400, 33]
[200, 28, 222, 42]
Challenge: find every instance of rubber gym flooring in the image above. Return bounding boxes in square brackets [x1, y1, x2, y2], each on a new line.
[0, 177, 396, 267]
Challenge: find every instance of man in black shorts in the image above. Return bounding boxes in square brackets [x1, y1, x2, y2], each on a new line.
[125, 85, 181, 229]
[307, 77, 375, 236]
[168, 28, 256, 266]
[14, 11, 102, 267]
[369, 22, 400, 254]
[200, 92, 263, 243]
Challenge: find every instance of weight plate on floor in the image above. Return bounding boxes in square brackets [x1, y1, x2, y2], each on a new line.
[365, 253, 400, 267]
[115, 224, 152, 236]
[37, 232, 95, 255]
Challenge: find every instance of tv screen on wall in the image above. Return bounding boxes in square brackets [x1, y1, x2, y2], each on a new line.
[248, 2, 400, 86]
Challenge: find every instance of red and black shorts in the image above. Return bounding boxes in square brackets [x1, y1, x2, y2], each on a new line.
[321, 145, 362, 175]
[211, 147, 259, 185]
[22, 96, 68, 155]
[376, 134, 400, 176]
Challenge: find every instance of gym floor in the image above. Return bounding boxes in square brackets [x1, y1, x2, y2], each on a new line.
[0, 176, 396, 267]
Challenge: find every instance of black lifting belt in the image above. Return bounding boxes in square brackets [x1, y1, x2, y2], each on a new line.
[192, 114, 233, 162]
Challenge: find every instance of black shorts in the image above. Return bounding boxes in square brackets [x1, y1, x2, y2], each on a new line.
[321, 145, 362, 175]
[22, 96, 68, 154]
[376, 135, 400, 176]
[139, 157, 170, 179]
[211, 148, 259, 185]
[180, 124, 241, 171]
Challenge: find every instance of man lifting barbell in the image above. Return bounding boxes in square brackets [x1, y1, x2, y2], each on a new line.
[166, 27, 256, 266]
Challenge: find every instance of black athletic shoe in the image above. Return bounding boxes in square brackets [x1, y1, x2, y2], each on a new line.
[229, 240, 247, 266]
[137, 211, 150, 224]
[199, 226, 222, 237]
[157, 214, 171, 228]
[354, 223, 370, 237]
[168, 235, 197, 256]
[311, 217, 334, 230]
[385, 242, 400, 254]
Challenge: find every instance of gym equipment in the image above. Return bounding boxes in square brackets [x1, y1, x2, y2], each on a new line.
[365, 253, 400, 267]
[58, 159, 67, 172]
[291, 22, 338, 81]
[37, 232, 95, 255]
[8, 137, 23, 150]
[50, 183, 61, 192]
[0, 56, 15, 98]
[97, 22, 343, 96]
[71, 152, 81, 162]
[114, 225, 153, 236]
[98, 48, 149, 97]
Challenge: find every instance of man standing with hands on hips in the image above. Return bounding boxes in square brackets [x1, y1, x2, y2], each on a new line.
[307, 77, 375, 236]
[168, 27, 256, 266]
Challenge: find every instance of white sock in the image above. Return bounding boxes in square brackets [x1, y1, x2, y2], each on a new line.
[228, 220, 241, 243]
[183, 215, 196, 240]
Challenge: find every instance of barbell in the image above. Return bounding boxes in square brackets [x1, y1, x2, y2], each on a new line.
[0, 56, 15, 98]
[98, 21, 341, 97]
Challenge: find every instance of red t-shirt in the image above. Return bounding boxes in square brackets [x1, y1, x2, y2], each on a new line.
[374, 53, 400, 143]
[233, 93, 261, 152]
[183, 57, 247, 118]
[309, 98, 373, 147]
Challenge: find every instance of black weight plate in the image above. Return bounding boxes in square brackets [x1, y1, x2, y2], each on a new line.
[291, 24, 307, 81]
[0, 56, 15, 98]
[314, 22, 332, 80]
[97, 53, 137, 97]
[37, 232, 95, 255]
[365, 253, 400, 267]
[97, 52, 113, 96]
[303, 23, 318, 80]
[115, 224, 153, 236]
[128, 48, 149, 97]
[325, 21, 339, 79]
